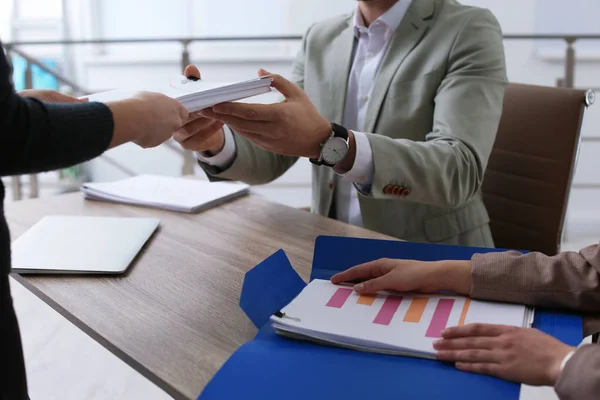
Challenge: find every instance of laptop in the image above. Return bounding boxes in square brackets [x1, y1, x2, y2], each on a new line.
[11, 216, 160, 274]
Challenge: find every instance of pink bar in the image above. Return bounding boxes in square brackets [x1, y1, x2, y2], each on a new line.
[326, 288, 353, 308]
[373, 295, 403, 326]
[426, 299, 455, 338]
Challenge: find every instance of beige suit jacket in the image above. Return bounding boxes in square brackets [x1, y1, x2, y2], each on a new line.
[202, 0, 507, 246]
[471, 242, 600, 400]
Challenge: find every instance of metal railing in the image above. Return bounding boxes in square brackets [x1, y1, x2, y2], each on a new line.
[2, 34, 599, 200]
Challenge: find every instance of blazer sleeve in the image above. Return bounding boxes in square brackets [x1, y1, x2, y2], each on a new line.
[0, 46, 114, 176]
[469, 243, 600, 313]
[554, 344, 600, 400]
[361, 9, 507, 207]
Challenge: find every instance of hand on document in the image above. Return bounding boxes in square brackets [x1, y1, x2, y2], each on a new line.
[330, 258, 472, 296]
[106, 91, 188, 149]
[332, 258, 575, 386]
[174, 65, 227, 155]
[435, 323, 575, 386]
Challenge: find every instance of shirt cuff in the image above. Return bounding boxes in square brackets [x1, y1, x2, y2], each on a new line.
[195, 125, 236, 167]
[335, 131, 374, 186]
[560, 350, 576, 372]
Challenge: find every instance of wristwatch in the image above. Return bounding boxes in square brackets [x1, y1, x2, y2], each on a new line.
[309, 122, 350, 167]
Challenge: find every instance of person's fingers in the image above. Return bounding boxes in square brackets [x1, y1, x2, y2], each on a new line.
[234, 130, 269, 146]
[184, 65, 201, 79]
[174, 117, 222, 140]
[178, 121, 224, 150]
[200, 108, 273, 134]
[455, 362, 505, 378]
[261, 72, 303, 99]
[49, 92, 86, 103]
[436, 349, 501, 364]
[353, 275, 398, 294]
[211, 102, 280, 122]
[330, 259, 393, 285]
[442, 324, 512, 339]
[433, 337, 497, 351]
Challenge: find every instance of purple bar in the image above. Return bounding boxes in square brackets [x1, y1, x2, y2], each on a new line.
[373, 295, 403, 326]
[426, 299, 455, 338]
[326, 288, 353, 308]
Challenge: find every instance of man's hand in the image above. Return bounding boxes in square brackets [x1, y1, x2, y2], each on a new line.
[435, 324, 575, 386]
[199, 69, 333, 158]
[330, 259, 472, 295]
[106, 91, 188, 149]
[173, 65, 226, 155]
[19, 89, 87, 103]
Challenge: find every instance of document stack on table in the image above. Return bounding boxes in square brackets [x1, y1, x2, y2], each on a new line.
[81, 175, 249, 213]
[271, 279, 534, 358]
[84, 75, 273, 112]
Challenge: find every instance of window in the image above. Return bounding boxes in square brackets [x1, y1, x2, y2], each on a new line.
[88, 0, 354, 61]
[535, 0, 600, 59]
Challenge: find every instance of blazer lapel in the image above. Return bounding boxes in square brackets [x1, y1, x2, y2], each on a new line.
[363, 0, 436, 133]
[322, 17, 356, 123]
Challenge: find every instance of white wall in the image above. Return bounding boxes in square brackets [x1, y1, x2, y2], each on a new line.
[7, 0, 600, 233]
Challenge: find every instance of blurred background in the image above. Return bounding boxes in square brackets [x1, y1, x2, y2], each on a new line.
[1, 0, 599, 243]
[2, 1, 599, 399]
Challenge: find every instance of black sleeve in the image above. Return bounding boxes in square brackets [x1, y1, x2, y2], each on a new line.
[0, 44, 114, 176]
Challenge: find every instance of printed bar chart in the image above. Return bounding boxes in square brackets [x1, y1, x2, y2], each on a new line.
[458, 298, 471, 326]
[373, 296, 403, 326]
[356, 294, 377, 305]
[403, 297, 429, 323]
[325, 287, 471, 337]
[326, 288, 353, 308]
[425, 299, 455, 338]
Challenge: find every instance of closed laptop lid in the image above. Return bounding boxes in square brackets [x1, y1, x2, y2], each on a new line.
[11, 216, 160, 274]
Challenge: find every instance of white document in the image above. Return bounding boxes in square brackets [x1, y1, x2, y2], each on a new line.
[271, 279, 533, 358]
[81, 175, 250, 213]
[11, 216, 160, 274]
[84, 75, 273, 112]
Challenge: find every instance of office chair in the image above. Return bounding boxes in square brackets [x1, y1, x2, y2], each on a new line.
[482, 83, 595, 255]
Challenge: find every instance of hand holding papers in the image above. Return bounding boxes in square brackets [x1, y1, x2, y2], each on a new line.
[85, 75, 273, 113]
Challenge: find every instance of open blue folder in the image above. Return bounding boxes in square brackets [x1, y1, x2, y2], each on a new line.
[198, 236, 583, 400]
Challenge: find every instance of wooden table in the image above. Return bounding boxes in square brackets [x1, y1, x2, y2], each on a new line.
[6, 193, 390, 400]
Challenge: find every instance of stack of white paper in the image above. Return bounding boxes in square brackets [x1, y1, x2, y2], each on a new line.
[271, 280, 534, 359]
[84, 76, 273, 112]
[81, 175, 250, 213]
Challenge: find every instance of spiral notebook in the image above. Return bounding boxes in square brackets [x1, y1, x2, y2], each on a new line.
[271, 279, 534, 359]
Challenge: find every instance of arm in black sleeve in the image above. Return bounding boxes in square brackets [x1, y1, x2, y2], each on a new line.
[0, 45, 114, 176]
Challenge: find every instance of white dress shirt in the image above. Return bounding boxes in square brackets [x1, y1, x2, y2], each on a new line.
[198, 1, 412, 227]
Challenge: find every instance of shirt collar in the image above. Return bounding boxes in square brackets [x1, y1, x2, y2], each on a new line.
[353, 0, 413, 37]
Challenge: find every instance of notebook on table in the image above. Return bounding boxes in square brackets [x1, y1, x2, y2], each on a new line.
[81, 175, 249, 213]
[11, 216, 160, 274]
[271, 279, 534, 359]
[84, 75, 273, 112]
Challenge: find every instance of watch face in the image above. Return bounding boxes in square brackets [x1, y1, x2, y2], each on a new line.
[322, 137, 349, 165]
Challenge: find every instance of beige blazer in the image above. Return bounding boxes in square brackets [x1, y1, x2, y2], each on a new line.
[471, 242, 600, 400]
[202, 0, 508, 246]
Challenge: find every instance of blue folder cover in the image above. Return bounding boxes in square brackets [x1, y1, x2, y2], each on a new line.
[199, 236, 583, 400]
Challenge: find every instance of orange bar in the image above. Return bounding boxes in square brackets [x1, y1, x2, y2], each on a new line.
[458, 298, 472, 326]
[403, 297, 428, 323]
[356, 294, 376, 306]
